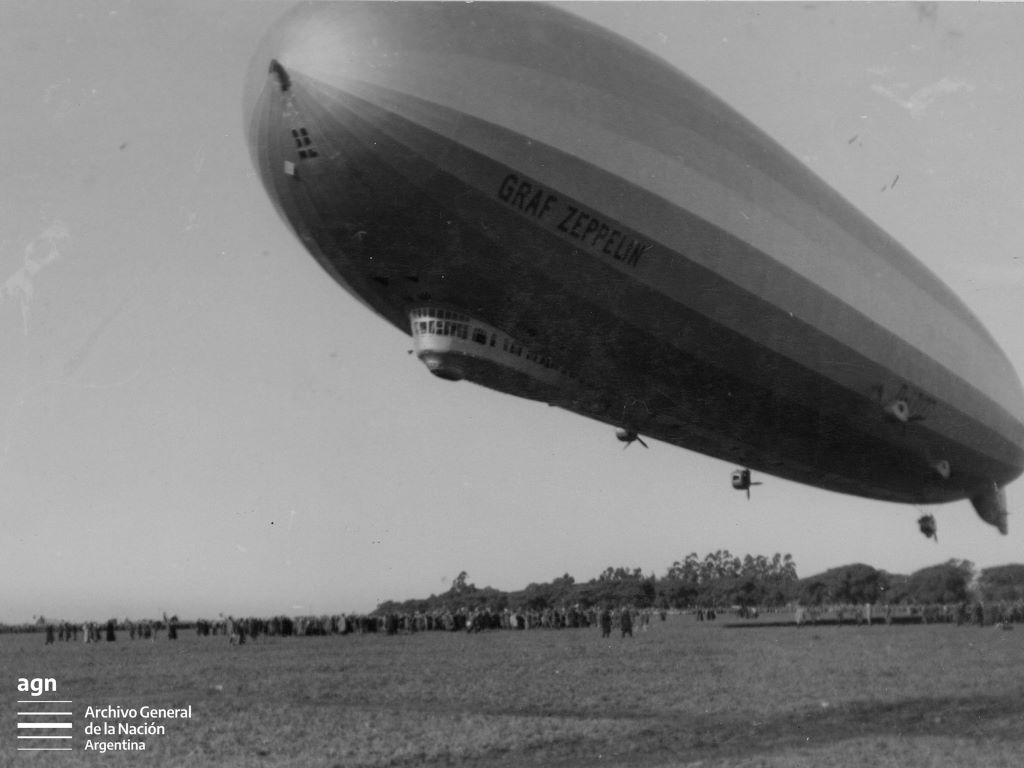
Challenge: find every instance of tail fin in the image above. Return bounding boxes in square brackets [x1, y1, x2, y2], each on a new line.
[971, 482, 1008, 534]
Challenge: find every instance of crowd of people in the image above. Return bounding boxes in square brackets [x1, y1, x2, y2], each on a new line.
[26, 599, 1024, 646]
[793, 600, 1024, 627]
[31, 606, 669, 644]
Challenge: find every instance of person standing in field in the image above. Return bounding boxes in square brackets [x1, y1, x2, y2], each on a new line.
[639, 609, 651, 632]
[600, 608, 612, 638]
[620, 607, 633, 638]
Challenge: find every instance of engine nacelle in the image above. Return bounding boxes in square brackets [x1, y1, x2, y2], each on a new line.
[731, 468, 752, 491]
[615, 428, 647, 448]
[732, 468, 761, 498]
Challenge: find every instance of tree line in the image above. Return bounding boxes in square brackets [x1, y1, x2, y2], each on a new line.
[375, 556, 1024, 616]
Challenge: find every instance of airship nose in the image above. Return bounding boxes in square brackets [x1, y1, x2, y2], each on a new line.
[242, 5, 311, 156]
[243, 2, 353, 168]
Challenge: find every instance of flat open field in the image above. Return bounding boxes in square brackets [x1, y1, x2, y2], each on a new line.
[4, 616, 1024, 767]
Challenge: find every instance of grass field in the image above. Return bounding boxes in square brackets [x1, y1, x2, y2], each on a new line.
[4, 616, 1024, 767]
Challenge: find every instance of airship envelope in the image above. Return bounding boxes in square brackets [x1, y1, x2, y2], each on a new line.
[245, 2, 1024, 533]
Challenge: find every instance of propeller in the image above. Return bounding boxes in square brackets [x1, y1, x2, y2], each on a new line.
[615, 428, 647, 449]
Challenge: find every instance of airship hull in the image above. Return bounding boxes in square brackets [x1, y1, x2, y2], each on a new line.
[245, 3, 1024, 514]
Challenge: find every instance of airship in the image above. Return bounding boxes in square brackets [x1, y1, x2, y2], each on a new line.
[245, 2, 1024, 535]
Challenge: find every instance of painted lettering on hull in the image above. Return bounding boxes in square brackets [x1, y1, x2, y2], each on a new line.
[496, 173, 652, 269]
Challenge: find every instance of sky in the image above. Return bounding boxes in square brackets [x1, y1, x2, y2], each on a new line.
[4, 1, 1024, 623]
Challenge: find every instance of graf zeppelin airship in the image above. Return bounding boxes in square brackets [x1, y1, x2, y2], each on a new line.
[245, 2, 1024, 534]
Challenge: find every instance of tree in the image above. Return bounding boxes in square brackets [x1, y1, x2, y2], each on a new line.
[780, 554, 798, 581]
[586, 566, 655, 607]
[597, 566, 643, 582]
[978, 564, 1024, 602]
[799, 577, 831, 606]
[667, 553, 701, 583]
[517, 573, 577, 610]
[797, 563, 887, 604]
[661, 551, 799, 608]
[656, 578, 690, 609]
[898, 560, 975, 604]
